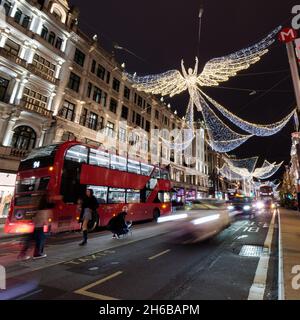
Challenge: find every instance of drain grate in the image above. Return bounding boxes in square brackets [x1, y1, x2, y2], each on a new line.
[239, 245, 269, 257]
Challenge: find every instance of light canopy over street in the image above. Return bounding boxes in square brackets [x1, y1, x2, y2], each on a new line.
[0, 0, 300, 314]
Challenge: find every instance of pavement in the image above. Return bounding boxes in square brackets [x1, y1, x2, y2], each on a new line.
[278, 208, 300, 300]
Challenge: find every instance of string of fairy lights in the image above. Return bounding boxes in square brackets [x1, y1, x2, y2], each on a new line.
[219, 157, 283, 181]
[124, 25, 294, 154]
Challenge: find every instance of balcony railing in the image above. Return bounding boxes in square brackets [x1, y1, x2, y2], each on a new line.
[27, 64, 60, 86]
[0, 145, 29, 159]
[20, 100, 53, 118]
[0, 48, 27, 68]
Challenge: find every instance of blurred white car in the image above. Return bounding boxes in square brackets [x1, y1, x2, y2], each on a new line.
[158, 208, 231, 244]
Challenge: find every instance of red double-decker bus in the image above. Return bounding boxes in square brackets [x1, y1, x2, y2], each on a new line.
[5, 141, 172, 234]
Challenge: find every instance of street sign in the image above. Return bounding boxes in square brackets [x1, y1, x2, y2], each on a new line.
[278, 27, 298, 43]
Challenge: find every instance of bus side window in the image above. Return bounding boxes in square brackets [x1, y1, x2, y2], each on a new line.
[89, 149, 109, 168]
[128, 159, 141, 175]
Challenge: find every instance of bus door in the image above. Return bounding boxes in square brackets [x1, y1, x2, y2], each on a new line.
[60, 145, 88, 227]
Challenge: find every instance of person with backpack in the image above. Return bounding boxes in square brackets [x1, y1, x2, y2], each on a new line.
[108, 206, 132, 239]
[78, 189, 99, 246]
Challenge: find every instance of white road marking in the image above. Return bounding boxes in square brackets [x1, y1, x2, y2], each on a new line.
[248, 210, 276, 300]
[277, 209, 285, 300]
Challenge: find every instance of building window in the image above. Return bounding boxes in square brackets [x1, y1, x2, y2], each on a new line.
[132, 110, 135, 123]
[60, 101, 75, 121]
[11, 126, 36, 151]
[106, 121, 115, 138]
[41, 25, 48, 39]
[109, 98, 118, 113]
[80, 108, 88, 126]
[91, 60, 96, 73]
[87, 112, 98, 131]
[121, 105, 128, 120]
[3, 1, 11, 16]
[74, 48, 86, 67]
[32, 54, 56, 77]
[146, 104, 151, 115]
[22, 16, 30, 29]
[124, 86, 130, 100]
[4, 39, 20, 56]
[93, 86, 102, 104]
[137, 96, 143, 107]
[55, 37, 63, 50]
[48, 32, 56, 45]
[14, 9, 22, 24]
[112, 78, 120, 92]
[23, 88, 48, 109]
[101, 91, 107, 107]
[68, 72, 81, 92]
[106, 71, 111, 84]
[0, 77, 9, 102]
[135, 113, 141, 127]
[155, 110, 159, 119]
[87, 82, 92, 98]
[97, 65, 105, 80]
[119, 127, 126, 143]
[145, 120, 150, 132]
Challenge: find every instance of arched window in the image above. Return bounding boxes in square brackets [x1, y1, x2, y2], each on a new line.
[41, 26, 48, 40]
[52, 9, 62, 21]
[48, 32, 56, 45]
[11, 126, 36, 151]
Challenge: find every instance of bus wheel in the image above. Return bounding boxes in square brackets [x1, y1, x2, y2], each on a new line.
[153, 209, 160, 222]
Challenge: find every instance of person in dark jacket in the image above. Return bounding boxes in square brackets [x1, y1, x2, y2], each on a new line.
[108, 207, 131, 239]
[78, 189, 99, 246]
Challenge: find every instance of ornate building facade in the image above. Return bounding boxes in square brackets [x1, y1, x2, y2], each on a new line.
[0, 0, 210, 219]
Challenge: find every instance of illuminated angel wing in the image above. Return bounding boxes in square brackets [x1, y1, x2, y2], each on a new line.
[124, 70, 187, 97]
[197, 26, 281, 87]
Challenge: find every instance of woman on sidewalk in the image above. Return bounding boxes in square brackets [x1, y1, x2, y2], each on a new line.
[78, 189, 99, 246]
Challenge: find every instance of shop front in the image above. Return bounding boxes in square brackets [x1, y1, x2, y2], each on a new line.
[0, 172, 16, 220]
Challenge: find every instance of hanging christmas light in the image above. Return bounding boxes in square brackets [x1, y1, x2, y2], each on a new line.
[200, 95, 253, 152]
[200, 90, 296, 136]
[220, 156, 283, 181]
[124, 27, 282, 152]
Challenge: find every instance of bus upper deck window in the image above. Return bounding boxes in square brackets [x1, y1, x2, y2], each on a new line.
[89, 149, 109, 168]
[141, 163, 154, 176]
[128, 159, 141, 175]
[65, 145, 88, 163]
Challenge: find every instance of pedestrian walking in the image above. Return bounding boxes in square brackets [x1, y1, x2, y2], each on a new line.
[18, 195, 52, 260]
[78, 189, 99, 246]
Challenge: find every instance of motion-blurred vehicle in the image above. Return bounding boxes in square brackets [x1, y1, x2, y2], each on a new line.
[227, 196, 256, 216]
[254, 198, 276, 211]
[158, 203, 231, 244]
[185, 199, 226, 211]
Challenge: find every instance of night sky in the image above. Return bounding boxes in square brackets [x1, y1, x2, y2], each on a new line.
[70, 0, 299, 179]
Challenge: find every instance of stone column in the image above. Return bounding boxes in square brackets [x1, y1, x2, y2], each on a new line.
[15, 78, 28, 105]
[9, 78, 21, 104]
[9, 2, 18, 18]
[27, 45, 37, 64]
[54, 60, 63, 79]
[0, 29, 10, 48]
[47, 92, 56, 111]
[2, 118, 16, 147]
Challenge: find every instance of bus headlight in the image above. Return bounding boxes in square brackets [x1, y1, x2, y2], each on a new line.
[243, 205, 251, 211]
